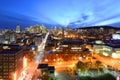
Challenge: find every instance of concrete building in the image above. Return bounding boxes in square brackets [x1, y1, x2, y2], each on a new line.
[58, 39, 84, 53]
[0, 34, 4, 44]
[16, 25, 21, 33]
[0, 44, 24, 80]
[37, 64, 55, 79]
[93, 44, 112, 56]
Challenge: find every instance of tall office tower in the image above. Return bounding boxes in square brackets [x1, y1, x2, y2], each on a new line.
[16, 25, 21, 33]
[0, 44, 24, 80]
[62, 27, 64, 39]
[53, 26, 57, 32]
[35, 25, 41, 33]
[4, 32, 10, 40]
[25, 27, 30, 32]
[30, 26, 35, 33]
[9, 33, 16, 42]
[41, 24, 46, 34]
[0, 34, 4, 44]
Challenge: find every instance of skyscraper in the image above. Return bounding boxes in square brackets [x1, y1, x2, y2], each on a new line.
[35, 25, 41, 33]
[16, 25, 21, 33]
[41, 24, 46, 34]
[9, 32, 16, 42]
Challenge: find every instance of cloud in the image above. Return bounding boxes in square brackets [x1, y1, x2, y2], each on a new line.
[0, 0, 120, 28]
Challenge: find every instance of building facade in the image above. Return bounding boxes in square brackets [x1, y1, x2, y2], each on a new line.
[0, 44, 24, 80]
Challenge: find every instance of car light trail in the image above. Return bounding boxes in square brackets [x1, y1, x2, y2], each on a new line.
[14, 72, 17, 80]
[34, 32, 49, 64]
[23, 56, 27, 68]
[18, 33, 49, 80]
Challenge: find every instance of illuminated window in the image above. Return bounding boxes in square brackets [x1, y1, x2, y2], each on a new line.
[9, 69, 14, 72]
[3, 66, 8, 69]
[9, 63, 14, 66]
[3, 63, 8, 66]
[9, 57, 14, 60]
[0, 76, 2, 78]
[3, 72, 8, 75]
[9, 66, 14, 68]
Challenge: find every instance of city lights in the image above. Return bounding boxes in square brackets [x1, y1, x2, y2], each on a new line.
[1, 25, 120, 80]
[1, 0, 120, 80]
[45, 59, 48, 62]
[34, 32, 49, 64]
[13, 72, 17, 80]
[103, 52, 109, 56]
[112, 53, 118, 58]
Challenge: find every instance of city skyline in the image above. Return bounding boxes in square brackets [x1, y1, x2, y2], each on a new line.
[0, 0, 120, 29]
[1, 1, 120, 79]
[0, 20, 120, 79]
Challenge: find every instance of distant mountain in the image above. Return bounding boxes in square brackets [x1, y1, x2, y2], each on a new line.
[108, 22, 120, 27]
[76, 25, 120, 29]
[69, 19, 120, 29]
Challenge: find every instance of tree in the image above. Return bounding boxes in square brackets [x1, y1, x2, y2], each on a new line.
[96, 61, 102, 68]
[76, 61, 88, 73]
[95, 61, 102, 73]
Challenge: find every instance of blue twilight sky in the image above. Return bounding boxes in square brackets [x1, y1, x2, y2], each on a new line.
[0, 0, 120, 29]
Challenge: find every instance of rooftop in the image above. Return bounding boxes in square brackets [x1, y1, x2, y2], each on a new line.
[0, 44, 22, 54]
[61, 39, 84, 45]
[37, 64, 48, 69]
[48, 66, 55, 71]
[0, 49, 20, 54]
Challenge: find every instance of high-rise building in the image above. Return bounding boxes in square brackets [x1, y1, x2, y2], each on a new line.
[30, 26, 35, 33]
[41, 25, 46, 34]
[0, 34, 4, 44]
[0, 44, 24, 80]
[9, 32, 16, 42]
[16, 25, 21, 33]
[35, 25, 41, 33]
[62, 28, 64, 39]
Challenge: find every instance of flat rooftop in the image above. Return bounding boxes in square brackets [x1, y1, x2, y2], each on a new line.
[61, 39, 84, 45]
[0, 44, 22, 54]
[0, 49, 20, 54]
